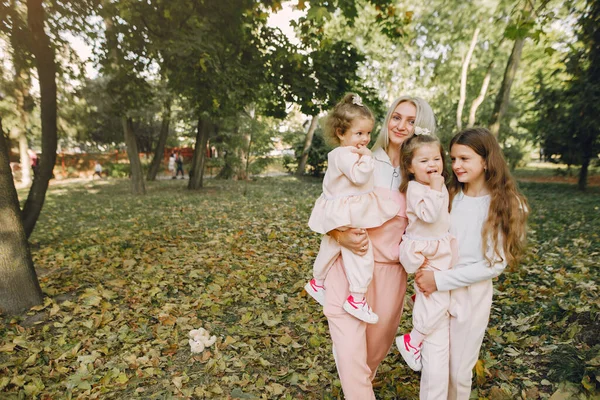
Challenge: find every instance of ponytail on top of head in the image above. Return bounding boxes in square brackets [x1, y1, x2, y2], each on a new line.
[323, 93, 375, 147]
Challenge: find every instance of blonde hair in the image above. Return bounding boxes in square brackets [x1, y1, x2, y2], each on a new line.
[323, 93, 375, 147]
[372, 96, 437, 153]
[448, 127, 529, 268]
[399, 134, 448, 193]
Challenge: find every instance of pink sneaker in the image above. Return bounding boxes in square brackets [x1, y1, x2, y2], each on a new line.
[396, 333, 422, 371]
[342, 295, 378, 324]
[304, 279, 326, 306]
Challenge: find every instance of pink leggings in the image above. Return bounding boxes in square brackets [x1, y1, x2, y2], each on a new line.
[324, 257, 407, 400]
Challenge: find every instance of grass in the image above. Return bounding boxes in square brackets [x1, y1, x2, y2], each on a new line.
[1, 172, 599, 399]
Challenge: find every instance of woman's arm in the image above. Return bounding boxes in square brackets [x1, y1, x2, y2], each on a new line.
[328, 228, 369, 256]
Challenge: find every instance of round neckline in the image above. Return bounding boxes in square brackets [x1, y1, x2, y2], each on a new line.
[461, 192, 490, 199]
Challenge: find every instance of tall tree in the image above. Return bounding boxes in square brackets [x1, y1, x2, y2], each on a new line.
[467, 60, 494, 128]
[20, 0, 57, 238]
[7, 2, 35, 185]
[489, 0, 535, 137]
[291, 0, 404, 174]
[146, 95, 172, 181]
[534, 0, 600, 190]
[457, 27, 480, 130]
[0, 117, 43, 314]
[100, 3, 147, 194]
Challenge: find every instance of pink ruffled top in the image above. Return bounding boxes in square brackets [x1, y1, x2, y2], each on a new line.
[308, 146, 401, 234]
[401, 181, 454, 273]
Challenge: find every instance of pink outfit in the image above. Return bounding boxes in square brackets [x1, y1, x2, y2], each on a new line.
[323, 147, 408, 399]
[420, 193, 506, 400]
[309, 146, 400, 293]
[308, 146, 400, 234]
[399, 181, 457, 335]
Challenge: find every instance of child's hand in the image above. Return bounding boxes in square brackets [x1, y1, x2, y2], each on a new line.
[429, 173, 445, 192]
[351, 146, 372, 158]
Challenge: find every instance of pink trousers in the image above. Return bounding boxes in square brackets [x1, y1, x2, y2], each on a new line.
[314, 234, 374, 293]
[324, 257, 407, 400]
[419, 279, 494, 400]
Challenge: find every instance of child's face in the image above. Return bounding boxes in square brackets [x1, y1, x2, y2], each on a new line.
[408, 143, 444, 185]
[337, 118, 373, 148]
[450, 144, 486, 185]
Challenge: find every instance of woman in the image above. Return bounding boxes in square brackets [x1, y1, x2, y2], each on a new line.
[324, 96, 436, 399]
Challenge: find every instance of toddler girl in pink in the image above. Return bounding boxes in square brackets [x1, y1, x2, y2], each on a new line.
[395, 129, 458, 371]
[305, 93, 400, 324]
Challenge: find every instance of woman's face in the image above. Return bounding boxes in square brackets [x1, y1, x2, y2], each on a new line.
[387, 101, 416, 147]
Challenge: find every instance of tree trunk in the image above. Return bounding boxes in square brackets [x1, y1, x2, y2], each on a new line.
[296, 115, 318, 176]
[467, 60, 494, 128]
[578, 156, 589, 191]
[243, 131, 252, 179]
[457, 27, 480, 130]
[146, 97, 172, 181]
[188, 116, 212, 190]
[18, 131, 32, 185]
[488, 37, 525, 137]
[0, 118, 44, 314]
[578, 133, 593, 191]
[14, 69, 33, 185]
[123, 117, 146, 194]
[488, 1, 532, 137]
[21, 0, 58, 238]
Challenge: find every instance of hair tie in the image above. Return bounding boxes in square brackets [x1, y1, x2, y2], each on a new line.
[414, 127, 431, 136]
[352, 95, 364, 107]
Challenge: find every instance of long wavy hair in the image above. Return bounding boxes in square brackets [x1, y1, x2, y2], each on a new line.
[372, 96, 436, 153]
[399, 134, 448, 193]
[448, 127, 529, 268]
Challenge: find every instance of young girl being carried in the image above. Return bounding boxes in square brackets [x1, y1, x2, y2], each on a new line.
[305, 93, 400, 324]
[393, 130, 457, 371]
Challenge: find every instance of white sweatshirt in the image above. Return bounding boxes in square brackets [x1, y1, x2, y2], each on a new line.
[434, 192, 506, 292]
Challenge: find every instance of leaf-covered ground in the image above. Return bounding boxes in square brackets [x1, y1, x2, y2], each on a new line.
[1, 176, 599, 399]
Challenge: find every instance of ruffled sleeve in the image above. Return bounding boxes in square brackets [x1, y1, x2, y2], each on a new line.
[407, 181, 446, 224]
[335, 147, 374, 186]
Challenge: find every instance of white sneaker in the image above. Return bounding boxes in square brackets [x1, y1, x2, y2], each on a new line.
[342, 295, 378, 324]
[396, 333, 422, 371]
[304, 279, 326, 306]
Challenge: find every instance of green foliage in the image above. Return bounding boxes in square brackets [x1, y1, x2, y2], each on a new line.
[103, 162, 131, 178]
[548, 344, 600, 393]
[293, 129, 331, 176]
[247, 156, 275, 176]
[282, 154, 297, 174]
[532, 0, 600, 189]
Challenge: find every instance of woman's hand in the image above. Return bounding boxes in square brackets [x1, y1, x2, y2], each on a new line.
[415, 270, 438, 296]
[330, 228, 369, 256]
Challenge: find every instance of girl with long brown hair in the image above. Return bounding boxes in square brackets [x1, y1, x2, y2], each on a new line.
[415, 127, 528, 399]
